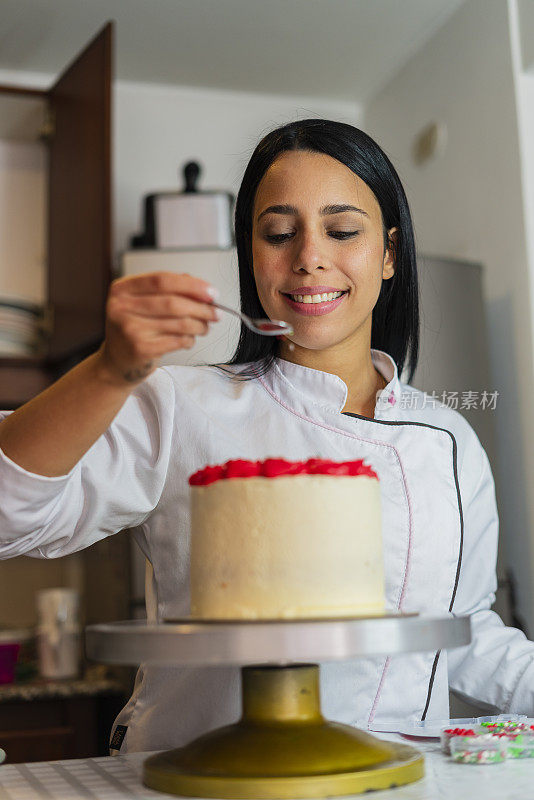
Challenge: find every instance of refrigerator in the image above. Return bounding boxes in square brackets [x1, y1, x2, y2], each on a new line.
[412, 254, 512, 716]
[411, 254, 509, 618]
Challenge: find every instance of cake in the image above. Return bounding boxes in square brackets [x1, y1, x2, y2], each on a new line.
[188, 457, 385, 619]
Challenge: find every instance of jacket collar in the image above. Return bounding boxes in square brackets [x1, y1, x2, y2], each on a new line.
[262, 349, 401, 419]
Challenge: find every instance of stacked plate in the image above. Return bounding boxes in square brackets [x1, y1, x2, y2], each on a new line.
[0, 297, 45, 357]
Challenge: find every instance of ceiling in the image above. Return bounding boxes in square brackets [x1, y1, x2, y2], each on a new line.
[0, 0, 467, 103]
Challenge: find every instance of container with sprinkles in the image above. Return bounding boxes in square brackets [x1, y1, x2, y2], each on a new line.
[441, 726, 485, 755]
[449, 734, 508, 764]
[480, 720, 532, 732]
[506, 732, 534, 759]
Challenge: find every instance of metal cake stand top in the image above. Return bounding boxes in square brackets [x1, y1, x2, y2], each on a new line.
[85, 613, 471, 667]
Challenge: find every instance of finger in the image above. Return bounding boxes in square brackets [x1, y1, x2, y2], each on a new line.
[150, 334, 196, 352]
[123, 332, 197, 360]
[115, 293, 219, 322]
[148, 318, 210, 337]
[112, 272, 218, 303]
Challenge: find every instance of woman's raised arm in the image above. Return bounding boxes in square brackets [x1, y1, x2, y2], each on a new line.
[0, 271, 218, 477]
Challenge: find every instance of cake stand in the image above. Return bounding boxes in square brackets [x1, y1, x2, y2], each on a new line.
[85, 613, 470, 798]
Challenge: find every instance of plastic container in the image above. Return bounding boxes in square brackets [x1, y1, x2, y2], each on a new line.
[0, 629, 31, 684]
[0, 642, 20, 684]
[505, 732, 534, 759]
[480, 720, 533, 734]
[441, 725, 485, 755]
[373, 713, 529, 739]
[450, 734, 508, 764]
[37, 588, 80, 679]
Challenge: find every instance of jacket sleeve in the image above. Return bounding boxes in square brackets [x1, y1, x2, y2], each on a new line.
[0, 367, 176, 559]
[447, 429, 534, 713]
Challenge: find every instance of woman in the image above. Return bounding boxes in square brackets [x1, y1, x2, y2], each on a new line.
[0, 119, 532, 754]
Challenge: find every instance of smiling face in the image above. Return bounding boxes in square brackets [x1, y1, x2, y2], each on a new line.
[251, 150, 396, 357]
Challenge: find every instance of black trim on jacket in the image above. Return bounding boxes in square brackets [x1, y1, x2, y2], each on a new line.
[341, 412, 464, 720]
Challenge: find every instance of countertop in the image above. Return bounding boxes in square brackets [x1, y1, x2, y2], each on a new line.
[1, 737, 534, 799]
[0, 678, 124, 703]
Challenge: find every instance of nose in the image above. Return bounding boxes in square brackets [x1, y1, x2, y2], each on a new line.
[293, 262, 325, 275]
[292, 229, 327, 274]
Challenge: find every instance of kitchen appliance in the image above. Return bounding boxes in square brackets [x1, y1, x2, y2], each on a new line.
[411, 255, 510, 717]
[410, 255, 497, 472]
[131, 161, 234, 250]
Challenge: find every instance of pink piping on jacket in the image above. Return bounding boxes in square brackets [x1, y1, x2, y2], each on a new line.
[257, 375, 414, 724]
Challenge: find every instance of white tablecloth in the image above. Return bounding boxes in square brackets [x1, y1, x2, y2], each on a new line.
[1, 738, 534, 798]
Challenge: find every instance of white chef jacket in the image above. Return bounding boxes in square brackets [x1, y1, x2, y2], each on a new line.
[1, 349, 534, 754]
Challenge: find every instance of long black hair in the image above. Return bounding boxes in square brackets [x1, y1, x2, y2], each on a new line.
[225, 118, 419, 382]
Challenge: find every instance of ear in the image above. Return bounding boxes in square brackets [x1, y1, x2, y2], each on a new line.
[382, 226, 398, 280]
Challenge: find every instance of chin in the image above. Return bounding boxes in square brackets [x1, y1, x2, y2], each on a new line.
[286, 334, 344, 352]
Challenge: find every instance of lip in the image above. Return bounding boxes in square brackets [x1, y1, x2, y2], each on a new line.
[282, 291, 348, 316]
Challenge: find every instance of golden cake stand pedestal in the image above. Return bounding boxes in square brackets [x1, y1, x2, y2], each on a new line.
[86, 614, 470, 798]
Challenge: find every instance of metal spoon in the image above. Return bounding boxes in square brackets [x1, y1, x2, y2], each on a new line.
[212, 302, 293, 337]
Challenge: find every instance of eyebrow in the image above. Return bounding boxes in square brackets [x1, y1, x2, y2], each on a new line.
[256, 203, 370, 222]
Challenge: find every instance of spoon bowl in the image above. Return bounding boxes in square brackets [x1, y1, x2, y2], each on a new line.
[212, 302, 293, 337]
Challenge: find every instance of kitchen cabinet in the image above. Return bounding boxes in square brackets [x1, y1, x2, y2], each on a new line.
[0, 680, 126, 763]
[0, 22, 113, 409]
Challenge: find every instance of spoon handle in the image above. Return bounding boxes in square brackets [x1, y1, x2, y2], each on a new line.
[211, 301, 256, 331]
[210, 301, 243, 322]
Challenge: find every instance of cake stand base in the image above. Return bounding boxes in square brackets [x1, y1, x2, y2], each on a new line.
[143, 664, 424, 798]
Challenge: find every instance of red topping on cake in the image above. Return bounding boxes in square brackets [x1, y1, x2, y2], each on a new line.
[189, 457, 378, 486]
[225, 459, 262, 479]
[262, 458, 307, 477]
[189, 464, 225, 486]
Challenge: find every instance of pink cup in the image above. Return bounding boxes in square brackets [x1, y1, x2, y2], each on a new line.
[0, 643, 20, 684]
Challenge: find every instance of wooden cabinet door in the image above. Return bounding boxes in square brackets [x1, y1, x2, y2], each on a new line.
[46, 22, 113, 363]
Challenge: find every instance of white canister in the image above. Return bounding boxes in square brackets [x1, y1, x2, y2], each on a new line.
[36, 588, 80, 679]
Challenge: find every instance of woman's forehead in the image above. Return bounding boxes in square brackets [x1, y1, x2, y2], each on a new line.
[253, 151, 379, 219]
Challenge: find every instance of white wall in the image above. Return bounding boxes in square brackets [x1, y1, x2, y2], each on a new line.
[364, 0, 534, 631]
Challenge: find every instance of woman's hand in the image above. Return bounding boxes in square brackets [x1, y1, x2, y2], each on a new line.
[96, 271, 219, 386]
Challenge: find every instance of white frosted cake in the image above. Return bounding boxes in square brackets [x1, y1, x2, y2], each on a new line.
[188, 457, 385, 619]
